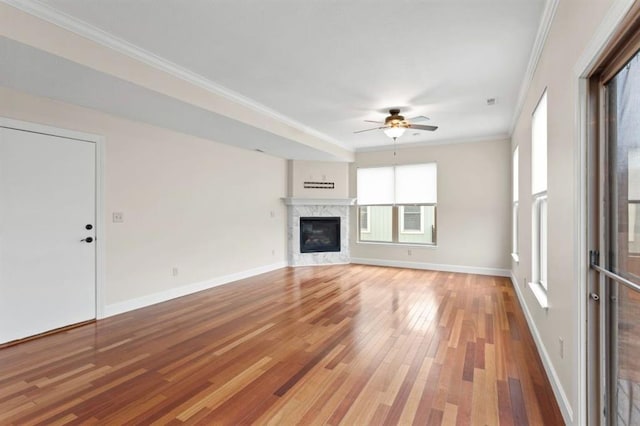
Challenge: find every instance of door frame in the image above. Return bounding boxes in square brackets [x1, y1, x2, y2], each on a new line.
[575, 0, 639, 424]
[0, 116, 106, 319]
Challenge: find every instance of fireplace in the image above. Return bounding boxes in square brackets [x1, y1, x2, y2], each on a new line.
[283, 197, 354, 266]
[299, 217, 340, 253]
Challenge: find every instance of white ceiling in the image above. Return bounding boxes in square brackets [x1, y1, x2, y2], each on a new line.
[6, 0, 546, 156]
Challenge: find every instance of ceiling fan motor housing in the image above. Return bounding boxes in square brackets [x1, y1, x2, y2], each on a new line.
[385, 109, 406, 127]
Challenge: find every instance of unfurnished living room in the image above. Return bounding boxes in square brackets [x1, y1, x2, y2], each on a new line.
[1, 0, 640, 425]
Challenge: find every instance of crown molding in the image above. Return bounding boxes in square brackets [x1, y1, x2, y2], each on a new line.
[354, 133, 510, 153]
[508, 0, 560, 134]
[0, 0, 352, 152]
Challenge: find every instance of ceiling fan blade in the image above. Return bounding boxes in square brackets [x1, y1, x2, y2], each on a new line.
[409, 115, 430, 122]
[364, 120, 384, 124]
[408, 124, 438, 131]
[354, 126, 386, 134]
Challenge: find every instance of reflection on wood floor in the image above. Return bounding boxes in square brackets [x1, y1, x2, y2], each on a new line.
[0, 264, 564, 425]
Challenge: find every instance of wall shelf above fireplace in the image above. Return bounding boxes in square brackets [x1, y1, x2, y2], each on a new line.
[281, 197, 356, 206]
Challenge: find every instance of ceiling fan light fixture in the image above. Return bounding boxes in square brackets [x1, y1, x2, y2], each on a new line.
[383, 126, 406, 139]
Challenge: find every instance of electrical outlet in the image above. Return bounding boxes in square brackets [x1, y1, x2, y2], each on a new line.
[559, 337, 564, 359]
[408, 249, 412, 256]
[271, 249, 275, 256]
[270, 211, 275, 218]
[172, 267, 179, 277]
[112, 212, 124, 223]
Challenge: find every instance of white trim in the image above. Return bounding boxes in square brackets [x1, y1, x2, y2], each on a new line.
[356, 241, 438, 249]
[527, 281, 549, 309]
[575, 75, 591, 426]
[0, 116, 101, 142]
[94, 136, 106, 320]
[355, 133, 509, 153]
[0, 116, 106, 322]
[282, 197, 357, 206]
[103, 261, 287, 318]
[509, 0, 560, 134]
[573, 1, 636, 424]
[351, 257, 509, 277]
[574, 0, 637, 78]
[0, 0, 351, 152]
[511, 273, 573, 423]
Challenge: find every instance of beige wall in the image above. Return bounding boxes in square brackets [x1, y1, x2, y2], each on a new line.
[288, 160, 350, 198]
[350, 139, 511, 273]
[0, 86, 287, 307]
[511, 0, 617, 423]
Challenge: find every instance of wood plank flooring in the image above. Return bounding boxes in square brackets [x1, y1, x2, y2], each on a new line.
[0, 265, 564, 425]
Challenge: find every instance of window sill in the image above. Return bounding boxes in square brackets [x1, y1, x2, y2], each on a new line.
[356, 241, 438, 249]
[527, 281, 549, 310]
[511, 252, 520, 263]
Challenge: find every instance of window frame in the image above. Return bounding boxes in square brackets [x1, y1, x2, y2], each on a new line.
[530, 89, 549, 308]
[533, 192, 548, 289]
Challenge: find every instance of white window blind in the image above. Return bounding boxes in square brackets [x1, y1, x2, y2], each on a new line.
[356, 167, 394, 205]
[395, 163, 437, 204]
[513, 146, 519, 202]
[532, 91, 547, 194]
[357, 163, 437, 205]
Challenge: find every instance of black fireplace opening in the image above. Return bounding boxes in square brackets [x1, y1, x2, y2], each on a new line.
[300, 217, 341, 253]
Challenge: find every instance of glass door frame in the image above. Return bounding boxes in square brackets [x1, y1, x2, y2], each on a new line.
[587, 17, 640, 424]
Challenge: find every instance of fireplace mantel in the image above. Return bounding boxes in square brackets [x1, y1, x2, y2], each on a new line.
[281, 197, 356, 206]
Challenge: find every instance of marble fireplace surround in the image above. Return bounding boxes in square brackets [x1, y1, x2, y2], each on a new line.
[282, 198, 356, 266]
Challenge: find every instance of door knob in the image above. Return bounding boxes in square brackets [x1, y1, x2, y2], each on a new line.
[81, 237, 94, 243]
[85, 224, 93, 230]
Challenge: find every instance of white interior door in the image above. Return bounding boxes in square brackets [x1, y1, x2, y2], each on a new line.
[0, 126, 96, 344]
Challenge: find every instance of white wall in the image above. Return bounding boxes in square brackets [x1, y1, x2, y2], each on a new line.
[350, 139, 511, 275]
[0, 86, 287, 309]
[288, 160, 350, 198]
[510, 0, 617, 423]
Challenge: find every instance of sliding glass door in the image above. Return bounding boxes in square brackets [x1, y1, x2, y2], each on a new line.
[590, 48, 640, 426]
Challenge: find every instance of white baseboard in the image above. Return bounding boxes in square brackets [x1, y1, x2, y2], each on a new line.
[350, 257, 510, 277]
[101, 261, 287, 318]
[510, 272, 574, 424]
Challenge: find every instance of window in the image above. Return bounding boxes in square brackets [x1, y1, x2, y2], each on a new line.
[400, 206, 424, 233]
[531, 90, 548, 307]
[357, 163, 437, 245]
[359, 206, 370, 233]
[512, 146, 519, 261]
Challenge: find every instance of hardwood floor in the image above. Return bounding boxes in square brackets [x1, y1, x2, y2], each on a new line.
[0, 265, 564, 425]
